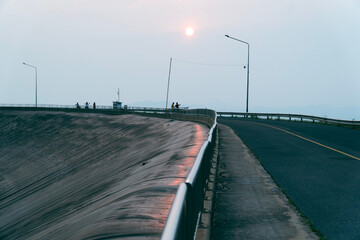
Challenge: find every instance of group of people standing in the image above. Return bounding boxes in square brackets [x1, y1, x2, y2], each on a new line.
[75, 102, 96, 109]
[171, 102, 180, 109]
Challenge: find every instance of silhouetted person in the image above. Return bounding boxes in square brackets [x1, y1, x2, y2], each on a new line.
[76, 102, 80, 109]
[85, 102, 89, 109]
[93, 102, 96, 109]
[175, 102, 180, 109]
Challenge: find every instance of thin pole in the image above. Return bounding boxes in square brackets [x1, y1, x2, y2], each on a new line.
[246, 44, 250, 113]
[23, 62, 38, 107]
[35, 67, 37, 107]
[165, 57, 173, 110]
[225, 35, 250, 113]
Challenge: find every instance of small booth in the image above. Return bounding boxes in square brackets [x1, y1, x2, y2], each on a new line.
[113, 101, 122, 109]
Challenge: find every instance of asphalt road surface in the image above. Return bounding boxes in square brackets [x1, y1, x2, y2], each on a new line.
[0, 110, 208, 239]
[219, 117, 360, 240]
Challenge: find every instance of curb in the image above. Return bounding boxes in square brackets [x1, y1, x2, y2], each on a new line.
[195, 127, 219, 240]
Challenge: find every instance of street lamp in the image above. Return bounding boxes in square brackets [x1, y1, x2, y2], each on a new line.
[23, 62, 38, 107]
[225, 34, 250, 113]
[23, 63, 37, 107]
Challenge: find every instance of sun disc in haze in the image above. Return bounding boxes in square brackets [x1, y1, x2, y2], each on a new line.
[185, 27, 194, 36]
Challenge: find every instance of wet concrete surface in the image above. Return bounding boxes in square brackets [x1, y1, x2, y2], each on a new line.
[212, 124, 317, 240]
[0, 110, 208, 239]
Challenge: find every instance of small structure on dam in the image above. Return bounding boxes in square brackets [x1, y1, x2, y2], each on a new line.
[0, 110, 208, 239]
[112, 101, 122, 109]
[113, 88, 123, 109]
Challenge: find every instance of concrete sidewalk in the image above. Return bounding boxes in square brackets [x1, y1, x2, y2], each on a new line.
[212, 124, 318, 240]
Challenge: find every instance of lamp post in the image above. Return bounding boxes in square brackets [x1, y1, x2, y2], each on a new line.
[225, 35, 250, 113]
[23, 62, 38, 107]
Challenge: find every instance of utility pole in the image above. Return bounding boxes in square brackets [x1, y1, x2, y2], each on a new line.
[165, 57, 173, 110]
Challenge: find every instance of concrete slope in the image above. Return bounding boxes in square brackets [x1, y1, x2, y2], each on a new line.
[0, 110, 208, 240]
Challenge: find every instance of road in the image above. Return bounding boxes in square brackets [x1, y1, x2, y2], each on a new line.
[219, 117, 360, 240]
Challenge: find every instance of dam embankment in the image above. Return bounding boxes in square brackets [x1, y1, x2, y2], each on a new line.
[0, 110, 209, 239]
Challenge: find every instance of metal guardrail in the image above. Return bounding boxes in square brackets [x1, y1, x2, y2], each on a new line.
[161, 113, 217, 240]
[217, 112, 360, 127]
[0, 104, 215, 121]
[0, 103, 167, 111]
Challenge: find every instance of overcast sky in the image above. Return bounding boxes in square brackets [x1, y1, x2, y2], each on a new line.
[1, 0, 360, 119]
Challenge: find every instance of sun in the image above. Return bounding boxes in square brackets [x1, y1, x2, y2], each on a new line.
[185, 27, 194, 36]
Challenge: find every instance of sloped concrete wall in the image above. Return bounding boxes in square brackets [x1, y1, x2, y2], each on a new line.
[0, 110, 209, 239]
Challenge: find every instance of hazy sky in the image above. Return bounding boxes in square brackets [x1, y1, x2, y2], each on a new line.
[1, 0, 360, 119]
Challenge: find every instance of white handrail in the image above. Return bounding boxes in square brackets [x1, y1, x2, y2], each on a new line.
[161, 113, 217, 240]
[161, 183, 188, 240]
